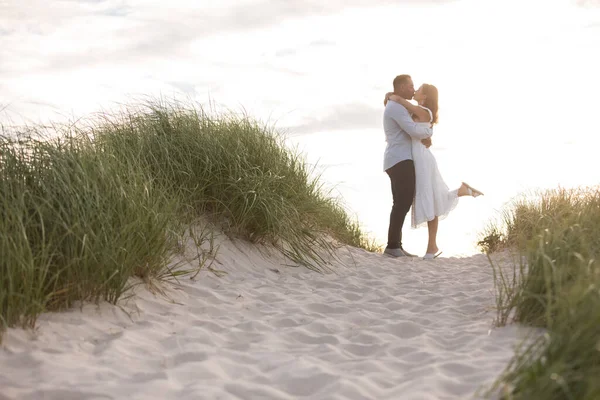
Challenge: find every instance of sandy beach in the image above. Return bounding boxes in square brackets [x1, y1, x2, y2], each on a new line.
[2, 1, 597, 397]
[0, 235, 523, 400]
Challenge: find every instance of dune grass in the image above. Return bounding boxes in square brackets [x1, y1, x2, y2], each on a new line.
[0, 100, 378, 340]
[479, 187, 600, 399]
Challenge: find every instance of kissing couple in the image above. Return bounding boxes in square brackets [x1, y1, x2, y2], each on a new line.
[382, 74, 483, 260]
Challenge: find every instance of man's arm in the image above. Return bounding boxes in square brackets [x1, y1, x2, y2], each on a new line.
[385, 93, 431, 122]
[388, 102, 432, 139]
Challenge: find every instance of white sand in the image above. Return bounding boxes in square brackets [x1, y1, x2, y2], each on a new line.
[0, 236, 525, 400]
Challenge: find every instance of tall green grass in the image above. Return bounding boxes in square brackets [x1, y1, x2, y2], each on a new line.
[479, 187, 600, 399]
[92, 102, 377, 261]
[0, 100, 378, 340]
[0, 131, 177, 333]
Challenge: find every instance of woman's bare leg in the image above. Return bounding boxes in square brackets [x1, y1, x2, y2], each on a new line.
[424, 183, 482, 255]
[426, 217, 439, 254]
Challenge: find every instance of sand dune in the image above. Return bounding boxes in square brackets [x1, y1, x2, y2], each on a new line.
[0, 236, 524, 400]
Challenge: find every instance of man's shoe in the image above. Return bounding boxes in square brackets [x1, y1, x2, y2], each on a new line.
[383, 247, 406, 257]
[400, 247, 418, 257]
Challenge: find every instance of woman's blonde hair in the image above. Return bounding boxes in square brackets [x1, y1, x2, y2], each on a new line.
[422, 84, 439, 125]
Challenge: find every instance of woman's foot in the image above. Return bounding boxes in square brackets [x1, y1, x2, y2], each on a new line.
[459, 182, 484, 197]
[423, 251, 442, 259]
[424, 245, 442, 259]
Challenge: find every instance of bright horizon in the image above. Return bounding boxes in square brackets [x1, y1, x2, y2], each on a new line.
[1, 0, 599, 256]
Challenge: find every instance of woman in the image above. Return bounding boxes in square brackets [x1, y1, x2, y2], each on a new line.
[384, 84, 483, 259]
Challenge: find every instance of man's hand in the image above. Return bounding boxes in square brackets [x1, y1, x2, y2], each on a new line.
[421, 138, 432, 148]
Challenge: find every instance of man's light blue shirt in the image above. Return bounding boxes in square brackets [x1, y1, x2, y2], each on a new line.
[383, 101, 433, 171]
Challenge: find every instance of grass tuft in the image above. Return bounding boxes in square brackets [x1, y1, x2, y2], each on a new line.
[0, 100, 378, 340]
[480, 186, 600, 399]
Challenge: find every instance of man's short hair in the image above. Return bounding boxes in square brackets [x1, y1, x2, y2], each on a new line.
[393, 74, 411, 91]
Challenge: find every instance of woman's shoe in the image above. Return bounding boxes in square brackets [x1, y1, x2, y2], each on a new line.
[423, 251, 442, 260]
[462, 182, 484, 197]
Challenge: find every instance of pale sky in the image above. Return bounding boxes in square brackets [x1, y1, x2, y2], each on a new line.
[1, 0, 599, 255]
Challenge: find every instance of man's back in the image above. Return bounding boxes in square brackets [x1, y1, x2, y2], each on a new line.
[383, 101, 413, 171]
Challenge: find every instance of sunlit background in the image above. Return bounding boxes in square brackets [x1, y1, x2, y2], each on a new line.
[2, 0, 599, 256]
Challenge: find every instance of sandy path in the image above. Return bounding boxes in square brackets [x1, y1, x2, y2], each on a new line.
[0, 238, 523, 400]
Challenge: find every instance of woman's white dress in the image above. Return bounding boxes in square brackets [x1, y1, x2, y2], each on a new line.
[411, 106, 459, 228]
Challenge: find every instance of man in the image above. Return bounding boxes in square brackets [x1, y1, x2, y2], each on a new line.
[383, 74, 432, 257]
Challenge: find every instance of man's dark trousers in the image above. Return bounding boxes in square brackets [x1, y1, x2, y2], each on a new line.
[386, 159, 415, 249]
